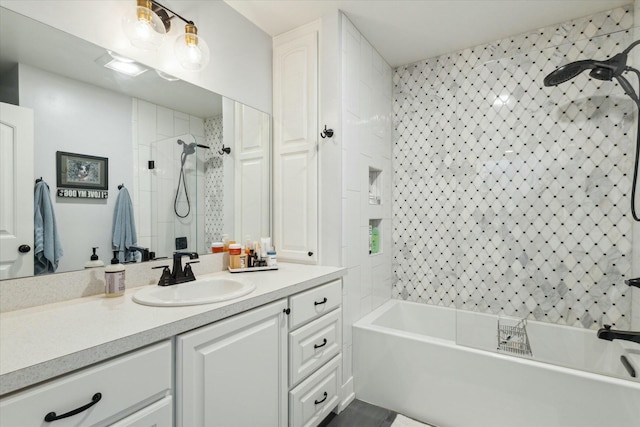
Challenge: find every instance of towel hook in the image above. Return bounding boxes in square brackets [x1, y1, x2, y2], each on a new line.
[320, 125, 334, 139]
[218, 145, 231, 155]
[118, 183, 125, 190]
[35, 177, 43, 184]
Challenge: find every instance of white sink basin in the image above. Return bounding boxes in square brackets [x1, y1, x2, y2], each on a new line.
[132, 276, 256, 307]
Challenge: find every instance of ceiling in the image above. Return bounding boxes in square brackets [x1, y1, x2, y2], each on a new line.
[224, 0, 633, 67]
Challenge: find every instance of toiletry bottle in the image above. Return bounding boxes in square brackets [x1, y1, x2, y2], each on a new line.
[260, 237, 271, 259]
[267, 249, 277, 268]
[229, 243, 242, 269]
[222, 234, 230, 252]
[371, 227, 380, 254]
[85, 247, 105, 268]
[105, 251, 126, 297]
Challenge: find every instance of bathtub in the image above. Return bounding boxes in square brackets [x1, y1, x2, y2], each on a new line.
[353, 299, 640, 427]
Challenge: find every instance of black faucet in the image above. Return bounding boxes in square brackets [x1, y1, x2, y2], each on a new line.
[130, 246, 151, 262]
[171, 252, 199, 285]
[597, 325, 640, 344]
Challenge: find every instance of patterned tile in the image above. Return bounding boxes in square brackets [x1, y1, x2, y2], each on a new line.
[204, 116, 224, 246]
[393, 5, 634, 329]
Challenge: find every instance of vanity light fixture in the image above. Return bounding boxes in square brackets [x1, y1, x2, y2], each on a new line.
[174, 22, 210, 71]
[123, 0, 210, 71]
[96, 51, 149, 77]
[122, 0, 168, 50]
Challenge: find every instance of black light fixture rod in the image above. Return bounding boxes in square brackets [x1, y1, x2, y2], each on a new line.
[150, 0, 195, 25]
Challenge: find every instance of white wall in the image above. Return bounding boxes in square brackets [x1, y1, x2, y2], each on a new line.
[0, 0, 272, 114]
[338, 13, 393, 409]
[19, 64, 132, 271]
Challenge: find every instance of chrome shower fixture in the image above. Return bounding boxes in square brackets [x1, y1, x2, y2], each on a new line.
[544, 40, 640, 221]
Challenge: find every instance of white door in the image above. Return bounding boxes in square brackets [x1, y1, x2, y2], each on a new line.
[0, 102, 34, 280]
[176, 299, 288, 427]
[273, 21, 319, 264]
[234, 102, 271, 243]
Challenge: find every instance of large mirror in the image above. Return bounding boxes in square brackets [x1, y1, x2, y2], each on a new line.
[0, 7, 270, 280]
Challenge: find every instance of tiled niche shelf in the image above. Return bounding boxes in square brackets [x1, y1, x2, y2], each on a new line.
[368, 167, 382, 205]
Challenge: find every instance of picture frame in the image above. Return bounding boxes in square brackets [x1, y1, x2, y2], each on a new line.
[56, 151, 109, 190]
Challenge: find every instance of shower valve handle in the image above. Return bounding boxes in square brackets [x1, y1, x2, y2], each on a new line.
[625, 277, 640, 288]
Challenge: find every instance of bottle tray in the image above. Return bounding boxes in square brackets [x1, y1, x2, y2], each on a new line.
[228, 266, 279, 273]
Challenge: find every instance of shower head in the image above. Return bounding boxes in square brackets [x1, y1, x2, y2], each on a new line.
[177, 139, 210, 156]
[543, 39, 640, 223]
[543, 54, 627, 87]
[544, 40, 640, 86]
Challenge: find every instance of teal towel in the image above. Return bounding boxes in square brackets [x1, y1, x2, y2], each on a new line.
[34, 180, 63, 275]
[112, 187, 137, 263]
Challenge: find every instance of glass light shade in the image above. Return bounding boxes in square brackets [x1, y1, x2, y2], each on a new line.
[122, 2, 166, 50]
[174, 24, 210, 70]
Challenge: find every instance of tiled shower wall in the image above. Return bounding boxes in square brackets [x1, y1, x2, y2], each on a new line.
[393, 5, 635, 329]
[204, 115, 224, 246]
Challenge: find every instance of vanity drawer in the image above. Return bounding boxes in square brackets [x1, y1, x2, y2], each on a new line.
[110, 396, 173, 427]
[289, 308, 341, 387]
[289, 279, 341, 329]
[0, 341, 171, 427]
[289, 354, 341, 427]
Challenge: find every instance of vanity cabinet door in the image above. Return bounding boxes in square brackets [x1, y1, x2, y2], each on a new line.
[273, 22, 319, 264]
[176, 299, 288, 427]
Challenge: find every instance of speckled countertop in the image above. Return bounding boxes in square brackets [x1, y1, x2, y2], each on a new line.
[0, 263, 345, 396]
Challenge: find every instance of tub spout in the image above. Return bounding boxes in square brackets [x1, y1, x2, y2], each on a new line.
[597, 325, 640, 344]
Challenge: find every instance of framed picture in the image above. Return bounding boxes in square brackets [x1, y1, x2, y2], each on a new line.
[56, 151, 108, 190]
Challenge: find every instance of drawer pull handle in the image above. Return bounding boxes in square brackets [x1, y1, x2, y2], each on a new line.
[314, 392, 328, 405]
[44, 392, 102, 422]
[314, 297, 327, 306]
[314, 338, 328, 349]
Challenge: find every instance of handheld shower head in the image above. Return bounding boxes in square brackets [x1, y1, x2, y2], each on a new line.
[543, 53, 629, 87]
[177, 140, 210, 157]
[543, 60, 599, 86]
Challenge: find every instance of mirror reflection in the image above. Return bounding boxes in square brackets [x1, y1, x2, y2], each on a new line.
[0, 7, 270, 280]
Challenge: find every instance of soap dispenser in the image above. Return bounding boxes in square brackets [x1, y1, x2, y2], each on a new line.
[84, 247, 105, 269]
[105, 251, 126, 297]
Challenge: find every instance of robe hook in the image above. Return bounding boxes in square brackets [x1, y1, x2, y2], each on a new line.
[218, 145, 231, 155]
[320, 125, 334, 139]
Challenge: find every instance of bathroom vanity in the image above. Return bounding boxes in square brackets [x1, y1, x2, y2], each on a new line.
[0, 263, 345, 427]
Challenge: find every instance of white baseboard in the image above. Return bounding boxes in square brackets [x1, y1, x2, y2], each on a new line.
[338, 376, 355, 412]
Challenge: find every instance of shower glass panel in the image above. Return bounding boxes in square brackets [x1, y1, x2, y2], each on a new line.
[449, 23, 638, 382]
[141, 133, 207, 258]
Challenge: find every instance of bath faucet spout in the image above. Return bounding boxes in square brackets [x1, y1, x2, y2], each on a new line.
[597, 325, 640, 344]
[171, 252, 199, 285]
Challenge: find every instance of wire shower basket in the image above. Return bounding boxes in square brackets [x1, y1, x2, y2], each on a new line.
[497, 316, 533, 357]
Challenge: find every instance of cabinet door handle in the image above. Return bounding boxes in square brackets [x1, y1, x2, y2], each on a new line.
[314, 392, 328, 405]
[314, 338, 327, 349]
[283, 308, 291, 315]
[44, 393, 102, 422]
[314, 297, 327, 306]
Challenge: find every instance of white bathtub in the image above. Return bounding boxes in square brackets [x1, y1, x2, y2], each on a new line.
[353, 299, 640, 427]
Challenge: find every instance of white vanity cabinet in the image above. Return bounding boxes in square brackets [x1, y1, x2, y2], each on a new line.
[287, 279, 342, 427]
[0, 341, 172, 426]
[176, 299, 288, 427]
[273, 21, 320, 265]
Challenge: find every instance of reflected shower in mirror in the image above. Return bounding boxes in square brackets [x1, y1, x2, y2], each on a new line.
[0, 7, 270, 279]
